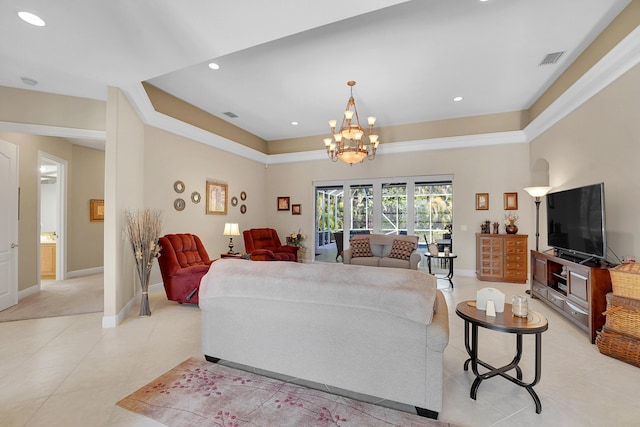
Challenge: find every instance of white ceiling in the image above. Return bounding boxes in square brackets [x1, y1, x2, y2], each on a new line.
[0, 0, 632, 147]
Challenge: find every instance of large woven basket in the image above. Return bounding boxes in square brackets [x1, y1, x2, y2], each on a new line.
[610, 263, 640, 300]
[596, 327, 640, 368]
[603, 293, 640, 338]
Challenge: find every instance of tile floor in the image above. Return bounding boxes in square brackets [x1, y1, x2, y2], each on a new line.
[1, 263, 640, 426]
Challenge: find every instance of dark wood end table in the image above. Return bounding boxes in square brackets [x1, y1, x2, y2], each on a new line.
[455, 301, 548, 414]
[220, 253, 243, 259]
[424, 252, 457, 287]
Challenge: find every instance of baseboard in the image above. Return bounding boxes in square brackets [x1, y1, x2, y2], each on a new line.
[66, 266, 104, 279]
[18, 283, 40, 300]
[102, 281, 164, 328]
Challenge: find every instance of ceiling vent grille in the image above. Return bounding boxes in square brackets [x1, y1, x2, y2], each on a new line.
[539, 51, 565, 66]
[223, 111, 238, 118]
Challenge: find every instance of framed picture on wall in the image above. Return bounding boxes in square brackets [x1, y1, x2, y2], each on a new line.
[90, 199, 104, 222]
[277, 196, 290, 211]
[504, 192, 518, 210]
[206, 181, 228, 215]
[475, 193, 489, 210]
[292, 204, 301, 215]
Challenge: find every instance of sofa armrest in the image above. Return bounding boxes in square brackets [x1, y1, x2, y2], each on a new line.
[409, 250, 422, 270]
[342, 248, 352, 264]
[249, 249, 276, 261]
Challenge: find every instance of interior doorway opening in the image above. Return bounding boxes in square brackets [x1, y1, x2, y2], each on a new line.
[39, 152, 67, 283]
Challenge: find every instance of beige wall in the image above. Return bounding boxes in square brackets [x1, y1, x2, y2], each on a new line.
[530, 62, 640, 260]
[143, 126, 268, 285]
[0, 133, 106, 292]
[0, 86, 106, 131]
[265, 142, 533, 272]
[68, 145, 105, 272]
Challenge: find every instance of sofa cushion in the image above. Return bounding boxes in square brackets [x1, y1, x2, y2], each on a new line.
[389, 239, 415, 261]
[350, 256, 382, 267]
[379, 257, 411, 269]
[350, 238, 372, 258]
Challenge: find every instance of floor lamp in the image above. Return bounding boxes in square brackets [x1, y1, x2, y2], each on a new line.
[524, 187, 552, 294]
[524, 186, 552, 251]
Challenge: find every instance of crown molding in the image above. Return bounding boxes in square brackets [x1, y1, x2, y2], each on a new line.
[524, 25, 640, 142]
[21, 24, 636, 164]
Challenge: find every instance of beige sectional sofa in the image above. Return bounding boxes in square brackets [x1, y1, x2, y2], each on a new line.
[343, 233, 421, 270]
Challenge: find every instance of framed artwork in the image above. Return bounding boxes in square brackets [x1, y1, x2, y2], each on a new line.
[90, 199, 104, 222]
[173, 180, 185, 193]
[206, 181, 228, 215]
[277, 196, 290, 211]
[231, 196, 238, 207]
[174, 198, 185, 211]
[191, 191, 201, 204]
[240, 191, 247, 201]
[292, 204, 301, 215]
[475, 193, 489, 210]
[504, 192, 518, 210]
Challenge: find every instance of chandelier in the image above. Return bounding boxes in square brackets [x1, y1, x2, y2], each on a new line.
[324, 81, 379, 165]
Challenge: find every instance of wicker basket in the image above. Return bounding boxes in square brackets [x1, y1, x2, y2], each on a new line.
[610, 263, 640, 300]
[603, 293, 640, 338]
[596, 327, 640, 368]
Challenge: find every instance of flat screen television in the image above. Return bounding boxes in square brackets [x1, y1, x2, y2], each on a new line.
[546, 183, 606, 261]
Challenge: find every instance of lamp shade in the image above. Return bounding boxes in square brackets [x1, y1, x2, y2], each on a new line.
[223, 223, 240, 236]
[524, 186, 552, 198]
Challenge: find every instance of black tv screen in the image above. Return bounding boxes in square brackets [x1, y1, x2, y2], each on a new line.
[546, 183, 606, 260]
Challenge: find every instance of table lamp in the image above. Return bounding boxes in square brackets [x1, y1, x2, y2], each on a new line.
[223, 223, 240, 254]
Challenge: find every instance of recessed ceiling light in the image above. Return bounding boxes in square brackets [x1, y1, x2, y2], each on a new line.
[18, 11, 45, 27]
[291, 121, 299, 126]
[21, 77, 38, 86]
[208, 62, 220, 70]
[453, 96, 463, 102]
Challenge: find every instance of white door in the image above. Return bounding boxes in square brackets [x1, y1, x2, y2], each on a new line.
[0, 139, 18, 311]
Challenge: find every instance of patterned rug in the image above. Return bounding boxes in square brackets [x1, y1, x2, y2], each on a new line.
[118, 357, 456, 427]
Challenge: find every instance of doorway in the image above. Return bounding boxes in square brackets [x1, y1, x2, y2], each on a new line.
[39, 153, 67, 283]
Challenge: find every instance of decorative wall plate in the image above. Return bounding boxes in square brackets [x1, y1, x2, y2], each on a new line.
[174, 198, 186, 211]
[174, 181, 185, 193]
[240, 204, 247, 214]
[191, 191, 201, 204]
[231, 196, 238, 207]
[240, 191, 247, 201]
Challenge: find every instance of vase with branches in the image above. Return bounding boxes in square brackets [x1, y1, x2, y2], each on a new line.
[124, 209, 163, 316]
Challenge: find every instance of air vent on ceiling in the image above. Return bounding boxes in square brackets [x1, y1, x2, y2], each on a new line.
[539, 51, 565, 66]
[223, 111, 238, 118]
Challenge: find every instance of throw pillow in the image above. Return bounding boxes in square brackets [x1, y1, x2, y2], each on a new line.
[389, 239, 415, 260]
[350, 238, 372, 258]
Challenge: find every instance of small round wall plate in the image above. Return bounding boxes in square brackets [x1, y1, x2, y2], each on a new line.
[174, 198, 186, 211]
[231, 196, 238, 207]
[240, 204, 247, 214]
[174, 180, 185, 193]
[240, 191, 247, 201]
[191, 191, 201, 204]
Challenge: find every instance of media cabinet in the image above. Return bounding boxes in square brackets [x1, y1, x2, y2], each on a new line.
[530, 250, 612, 343]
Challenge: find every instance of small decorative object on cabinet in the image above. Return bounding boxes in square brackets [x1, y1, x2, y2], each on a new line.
[530, 250, 612, 343]
[476, 233, 528, 283]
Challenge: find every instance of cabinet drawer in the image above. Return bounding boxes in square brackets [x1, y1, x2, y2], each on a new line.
[532, 282, 548, 299]
[547, 291, 565, 310]
[504, 269, 525, 279]
[568, 269, 589, 306]
[505, 238, 526, 249]
[564, 300, 589, 327]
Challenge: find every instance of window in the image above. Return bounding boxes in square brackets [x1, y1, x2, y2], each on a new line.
[415, 182, 453, 244]
[350, 185, 373, 233]
[381, 183, 407, 235]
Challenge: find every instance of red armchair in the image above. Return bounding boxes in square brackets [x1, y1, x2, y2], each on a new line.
[158, 233, 214, 304]
[242, 228, 298, 261]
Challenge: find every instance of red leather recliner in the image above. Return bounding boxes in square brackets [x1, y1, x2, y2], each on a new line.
[158, 233, 214, 304]
[243, 228, 298, 261]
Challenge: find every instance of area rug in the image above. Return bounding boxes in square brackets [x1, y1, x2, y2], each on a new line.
[118, 357, 455, 427]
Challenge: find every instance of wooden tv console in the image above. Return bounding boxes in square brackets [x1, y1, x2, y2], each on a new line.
[530, 250, 612, 343]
